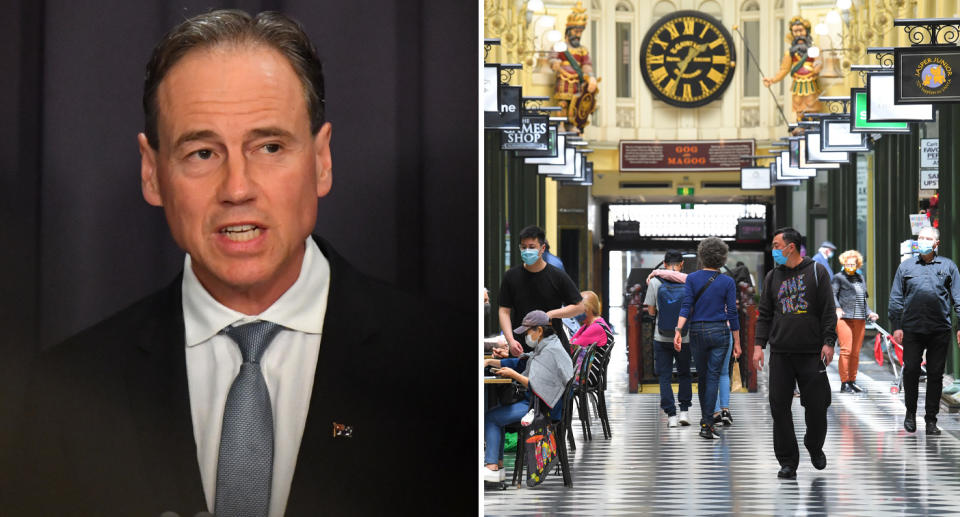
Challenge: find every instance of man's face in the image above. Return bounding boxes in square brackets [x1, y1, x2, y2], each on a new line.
[519, 237, 544, 256]
[772, 235, 794, 255]
[918, 229, 939, 251]
[138, 45, 332, 306]
[791, 24, 807, 39]
[567, 27, 583, 48]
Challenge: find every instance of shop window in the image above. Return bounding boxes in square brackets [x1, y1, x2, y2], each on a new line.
[616, 22, 631, 98]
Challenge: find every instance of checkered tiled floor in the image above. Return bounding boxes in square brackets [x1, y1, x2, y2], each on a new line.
[484, 330, 960, 516]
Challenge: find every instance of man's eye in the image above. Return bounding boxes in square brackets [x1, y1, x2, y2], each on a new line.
[192, 149, 213, 160]
[262, 143, 281, 153]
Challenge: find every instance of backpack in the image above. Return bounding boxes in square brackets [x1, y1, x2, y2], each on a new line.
[656, 279, 688, 339]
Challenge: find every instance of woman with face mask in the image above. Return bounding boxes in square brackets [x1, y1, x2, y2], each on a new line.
[482, 310, 574, 483]
[831, 250, 879, 393]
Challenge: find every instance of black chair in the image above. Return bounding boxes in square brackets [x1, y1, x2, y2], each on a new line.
[510, 376, 576, 488]
[584, 329, 615, 439]
[572, 344, 598, 442]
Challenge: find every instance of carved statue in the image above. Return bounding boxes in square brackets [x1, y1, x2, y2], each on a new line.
[762, 16, 822, 121]
[549, 1, 598, 133]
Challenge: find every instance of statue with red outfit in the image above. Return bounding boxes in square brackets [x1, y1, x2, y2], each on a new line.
[549, 1, 598, 133]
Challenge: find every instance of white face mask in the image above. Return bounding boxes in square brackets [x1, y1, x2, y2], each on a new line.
[525, 330, 541, 347]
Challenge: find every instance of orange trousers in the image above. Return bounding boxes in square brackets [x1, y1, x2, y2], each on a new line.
[837, 318, 866, 382]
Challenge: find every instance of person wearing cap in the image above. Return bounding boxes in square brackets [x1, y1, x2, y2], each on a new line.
[482, 310, 575, 483]
[812, 241, 837, 271]
[645, 250, 693, 428]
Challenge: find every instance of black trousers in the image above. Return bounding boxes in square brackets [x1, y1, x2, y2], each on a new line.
[902, 329, 951, 422]
[768, 351, 831, 469]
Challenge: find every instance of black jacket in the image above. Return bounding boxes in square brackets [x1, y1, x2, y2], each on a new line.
[756, 257, 838, 353]
[888, 253, 960, 333]
[8, 236, 468, 516]
[831, 271, 874, 319]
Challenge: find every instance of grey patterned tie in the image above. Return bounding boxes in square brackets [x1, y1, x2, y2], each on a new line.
[215, 321, 283, 517]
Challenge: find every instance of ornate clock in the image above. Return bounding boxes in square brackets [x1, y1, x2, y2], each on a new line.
[639, 10, 736, 107]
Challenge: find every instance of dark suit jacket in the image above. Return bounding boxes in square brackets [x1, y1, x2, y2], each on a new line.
[9, 237, 467, 516]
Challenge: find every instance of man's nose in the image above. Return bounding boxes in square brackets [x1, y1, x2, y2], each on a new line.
[219, 153, 256, 204]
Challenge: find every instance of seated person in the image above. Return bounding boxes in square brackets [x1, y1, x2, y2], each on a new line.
[482, 310, 574, 483]
[569, 290, 610, 350]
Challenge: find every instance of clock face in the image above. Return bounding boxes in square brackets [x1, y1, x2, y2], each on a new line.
[640, 10, 737, 107]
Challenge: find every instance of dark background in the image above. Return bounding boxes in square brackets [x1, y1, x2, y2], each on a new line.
[0, 0, 477, 490]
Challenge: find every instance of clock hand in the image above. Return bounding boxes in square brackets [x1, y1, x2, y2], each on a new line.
[676, 43, 709, 76]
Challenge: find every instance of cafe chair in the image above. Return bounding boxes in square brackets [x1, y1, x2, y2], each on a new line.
[585, 331, 614, 439]
[509, 376, 577, 488]
[572, 344, 599, 442]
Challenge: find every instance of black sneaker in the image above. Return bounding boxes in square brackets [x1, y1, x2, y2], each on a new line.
[710, 424, 722, 438]
[840, 382, 854, 394]
[713, 413, 722, 425]
[721, 409, 733, 426]
[904, 413, 917, 433]
[777, 465, 797, 479]
[699, 424, 715, 440]
[926, 418, 941, 435]
[810, 450, 827, 470]
[849, 382, 865, 393]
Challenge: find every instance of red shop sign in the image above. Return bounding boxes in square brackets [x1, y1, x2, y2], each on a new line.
[619, 139, 755, 172]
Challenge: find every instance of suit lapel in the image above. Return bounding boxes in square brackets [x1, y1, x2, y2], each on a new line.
[285, 237, 384, 513]
[123, 275, 207, 513]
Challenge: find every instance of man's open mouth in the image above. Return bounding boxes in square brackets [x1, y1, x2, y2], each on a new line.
[219, 224, 262, 242]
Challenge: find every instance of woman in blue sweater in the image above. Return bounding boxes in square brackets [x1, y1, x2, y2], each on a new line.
[673, 237, 741, 440]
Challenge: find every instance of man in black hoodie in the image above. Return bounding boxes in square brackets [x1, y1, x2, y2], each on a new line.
[754, 227, 838, 480]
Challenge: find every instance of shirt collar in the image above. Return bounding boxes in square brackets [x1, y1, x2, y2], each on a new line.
[916, 252, 941, 265]
[181, 237, 330, 347]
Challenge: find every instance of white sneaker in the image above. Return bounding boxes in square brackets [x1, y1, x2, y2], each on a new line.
[667, 415, 679, 428]
[678, 411, 691, 426]
[483, 467, 505, 483]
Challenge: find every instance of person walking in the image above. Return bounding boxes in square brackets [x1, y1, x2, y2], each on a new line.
[812, 241, 837, 272]
[645, 250, 693, 428]
[832, 250, 879, 394]
[674, 238, 741, 440]
[889, 226, 960, 435]
[753, 227, 837, 480]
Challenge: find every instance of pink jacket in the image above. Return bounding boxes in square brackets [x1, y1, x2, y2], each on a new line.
[570, 317, 610, 348]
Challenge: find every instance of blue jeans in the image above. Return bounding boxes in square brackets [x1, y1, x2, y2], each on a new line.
[715, 333, 733, 413]
[654, 339, 692, 416]
[484, 400, 530, 464]
[689, 321, 730, 427]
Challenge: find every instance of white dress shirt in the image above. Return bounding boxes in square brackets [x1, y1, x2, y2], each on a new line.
[182, 237, 329, 517]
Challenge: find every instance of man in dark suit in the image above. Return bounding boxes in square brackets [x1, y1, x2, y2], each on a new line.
[10, 10, 463, 516]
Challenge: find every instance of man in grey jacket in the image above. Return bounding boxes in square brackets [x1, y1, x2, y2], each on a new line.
[889, 226, 960, 435]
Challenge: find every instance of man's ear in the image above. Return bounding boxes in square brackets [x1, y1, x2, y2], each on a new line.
[138, 133, 163, 207]
[314, 122, 333, 198]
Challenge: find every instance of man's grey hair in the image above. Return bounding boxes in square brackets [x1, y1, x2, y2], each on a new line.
[919, 226, 940, 240]
[697, 237, 729, 270]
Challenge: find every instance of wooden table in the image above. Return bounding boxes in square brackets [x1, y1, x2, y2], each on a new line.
[483, 377, 513, 384]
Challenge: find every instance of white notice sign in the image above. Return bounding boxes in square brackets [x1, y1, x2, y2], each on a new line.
[920, 139, 939, 168]
[920, 169, 939, 190]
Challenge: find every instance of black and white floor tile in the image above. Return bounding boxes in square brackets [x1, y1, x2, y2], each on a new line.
[484, 333, 960, 516]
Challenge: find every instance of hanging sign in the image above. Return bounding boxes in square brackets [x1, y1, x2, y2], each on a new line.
[909, 213, 930, 234]
[500, 116, 549, 151]
[920, 138, 939, 168]
[866, 72, 935, 122]
[516, 125, 558, 158]
[619, 139, 755, 171]
[820, 116, 870, 152]
[849, 88, 910, 133]
[740, 167, 772, 190]
[895, 45, 960, 104]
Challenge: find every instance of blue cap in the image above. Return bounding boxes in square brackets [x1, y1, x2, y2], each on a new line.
[820, 241, 836, 250]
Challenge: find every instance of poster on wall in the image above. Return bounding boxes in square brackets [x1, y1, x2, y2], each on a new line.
[920, 138, 939, 168]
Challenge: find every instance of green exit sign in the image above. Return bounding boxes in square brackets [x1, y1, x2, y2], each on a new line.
[681, 203, 695, 210]
[677, 187, 694, 196]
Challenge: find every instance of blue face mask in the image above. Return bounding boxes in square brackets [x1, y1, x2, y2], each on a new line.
[772, 248, 788, 266]
[917, 239, 936, 255]
[520, 248, 540, 266]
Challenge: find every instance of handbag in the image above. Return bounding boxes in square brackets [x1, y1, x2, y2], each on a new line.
[522, 397, 559, 487]
[496, 382, 526, 406]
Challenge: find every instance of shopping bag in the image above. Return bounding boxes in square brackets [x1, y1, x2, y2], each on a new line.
[523, 399, 558, 487]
